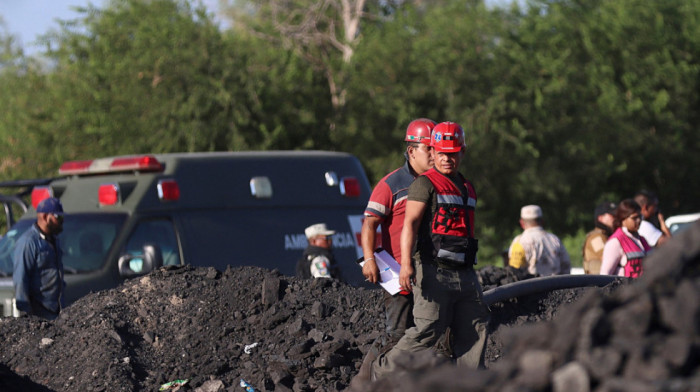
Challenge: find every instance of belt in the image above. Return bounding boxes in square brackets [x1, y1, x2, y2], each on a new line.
[435, 260, 473, 270]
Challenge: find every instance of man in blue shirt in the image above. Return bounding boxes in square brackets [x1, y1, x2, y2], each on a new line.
[13, 197, 66, 319]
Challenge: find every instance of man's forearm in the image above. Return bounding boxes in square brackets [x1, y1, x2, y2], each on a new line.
[658, 213, 672, 237]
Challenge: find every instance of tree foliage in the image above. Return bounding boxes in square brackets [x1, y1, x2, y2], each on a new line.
[222, 0, 368, 111]
[1, 0, 699, 265]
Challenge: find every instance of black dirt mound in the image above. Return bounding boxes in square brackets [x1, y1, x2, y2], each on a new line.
[5, 225, 691, 392]
[1, 266, 386, 391]
[477, 265, 535, 291]
[483, 280, 626, 366]
[363, 221, 700, 392]
[0, 262, 570, 392]
[0, 362, 52, 392]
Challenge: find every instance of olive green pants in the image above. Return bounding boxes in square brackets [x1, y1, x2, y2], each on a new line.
[372, 262, 490, 379]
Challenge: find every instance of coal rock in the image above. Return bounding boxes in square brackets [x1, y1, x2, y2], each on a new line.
[360, 221, 700, 392]
[0, 221, 698, 391]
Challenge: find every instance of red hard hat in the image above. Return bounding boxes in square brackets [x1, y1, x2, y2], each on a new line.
[430, 122, 465, 153]
[404, 118, 436, 145]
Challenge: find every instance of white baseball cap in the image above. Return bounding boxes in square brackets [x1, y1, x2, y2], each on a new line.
[520, 205, 543, 220]
[305, 223, 336, 240]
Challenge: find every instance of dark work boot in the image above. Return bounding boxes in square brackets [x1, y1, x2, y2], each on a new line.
[435, 327, 454, 361]
[349, 339, 381, 389]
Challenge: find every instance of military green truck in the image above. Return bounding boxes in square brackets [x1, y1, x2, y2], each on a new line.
[0, 151, 372, 317]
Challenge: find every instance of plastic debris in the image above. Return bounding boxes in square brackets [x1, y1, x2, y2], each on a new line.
[243, 342, 259, 354]
[240, 378, 255, 391]
[159, 379, 189, 390]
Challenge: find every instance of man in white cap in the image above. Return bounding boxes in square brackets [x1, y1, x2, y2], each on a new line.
[508, 205, 571, 276]
[296, 223, 341, 279]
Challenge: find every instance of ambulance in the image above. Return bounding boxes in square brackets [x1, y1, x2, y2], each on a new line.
[0, 151, 372, 316]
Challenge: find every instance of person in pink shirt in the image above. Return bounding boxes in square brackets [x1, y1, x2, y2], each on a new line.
[601, 199, 651, 277]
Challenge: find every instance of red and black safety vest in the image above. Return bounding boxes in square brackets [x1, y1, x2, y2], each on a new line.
[609, 228, 650, 278]
[423, 168, 478, 267]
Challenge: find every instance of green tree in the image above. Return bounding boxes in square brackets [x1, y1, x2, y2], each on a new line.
[4, 0, 341, 178]
[222, 0, 368, 114]
[346, 0, 700, 262]
[0, 18, 51, 179]
[3, 0, 699, 265]
[39, 0, 240, 157]
[465, 0, 700, 255]
[342, 0, 513, 262]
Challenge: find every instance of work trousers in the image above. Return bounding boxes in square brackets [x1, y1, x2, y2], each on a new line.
[372, 261, 490, 379]
[30, 300, 60, 320]
[383, 290, 414, 343]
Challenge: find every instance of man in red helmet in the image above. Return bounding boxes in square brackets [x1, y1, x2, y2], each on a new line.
[351, 118, 436, 385]
[371, 121, 490, 380]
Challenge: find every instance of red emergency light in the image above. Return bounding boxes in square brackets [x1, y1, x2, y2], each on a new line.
[98, 183, 120, 206]
[31, 186, 53, 208]
[157, 179, 180, 201]
[59, 155, 164, 175]
[110, 156, 163, 172]
[59, 160, 93, 175]
[339, 177, 360, 198]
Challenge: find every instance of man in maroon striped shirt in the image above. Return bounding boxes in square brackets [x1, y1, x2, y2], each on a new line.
[351, 119, 436, 385]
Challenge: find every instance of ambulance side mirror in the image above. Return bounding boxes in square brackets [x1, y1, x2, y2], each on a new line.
[118, 244, 164, 277]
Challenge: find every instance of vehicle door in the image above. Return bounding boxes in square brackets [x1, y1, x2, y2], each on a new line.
[121, 218, 182, 273]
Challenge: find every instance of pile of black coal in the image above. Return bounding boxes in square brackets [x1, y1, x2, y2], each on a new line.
[363, 221, 700, 392]
[478, 265, 535, 291]
[1, 266, 386, 391]
[0, 261, 557, 391]
[7, 221, 696, 392]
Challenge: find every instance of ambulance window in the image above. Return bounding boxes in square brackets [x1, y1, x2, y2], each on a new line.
[59, 213, 126, 272]
[125, 220, 181, 266]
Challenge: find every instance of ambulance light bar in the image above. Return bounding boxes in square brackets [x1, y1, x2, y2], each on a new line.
[59, 155, 164, 175]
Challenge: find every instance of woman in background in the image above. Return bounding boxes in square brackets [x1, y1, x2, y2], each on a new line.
[600, 199, 651, 277]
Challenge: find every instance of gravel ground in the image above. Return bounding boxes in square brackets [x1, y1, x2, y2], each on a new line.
[0, 221, 697, 392]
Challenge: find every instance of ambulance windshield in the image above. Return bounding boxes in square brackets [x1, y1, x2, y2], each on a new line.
[0, 214, 127, 275]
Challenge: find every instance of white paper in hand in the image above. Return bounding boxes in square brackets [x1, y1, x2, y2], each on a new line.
[358, 248, 402, 295]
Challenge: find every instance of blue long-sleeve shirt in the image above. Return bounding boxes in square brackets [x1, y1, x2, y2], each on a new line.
[13, 224, 65, 316]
